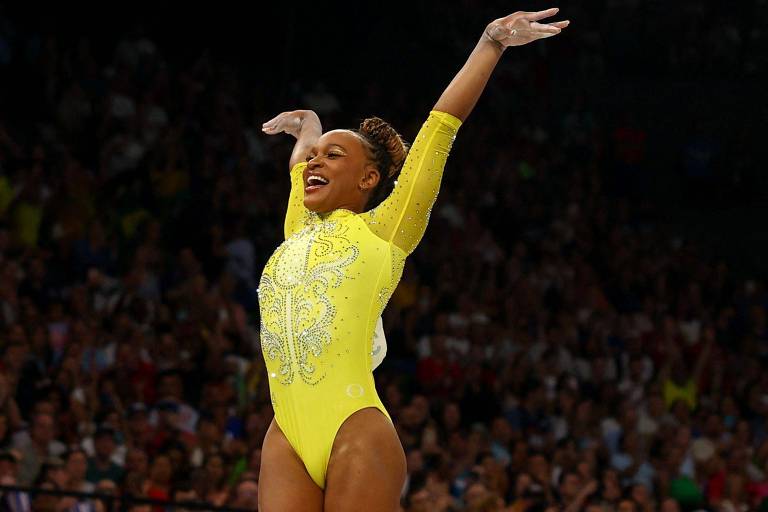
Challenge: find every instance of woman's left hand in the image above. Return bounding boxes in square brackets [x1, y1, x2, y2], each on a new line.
[485, 7, 569, 48]
[262, 110, 320, 139]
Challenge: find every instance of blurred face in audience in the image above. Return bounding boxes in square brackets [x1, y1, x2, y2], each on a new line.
[529, 455, 549, 483]
[576, 400, 593, 423]
[385, 383, 402, 408]
[448, 431, 467, 458]
[618, 500, 638, 512]
[95, 433, 116, 459]
[406, 449, 424, 474]
[442, 403, 461, 431]
[159, 374, 183, 400]
[411, 395, 429, 424]
[150, 455, 173, 485]
[3, 343, 26, 372]
[511, 442, 528, 469]
[126, 448, 148, 475]
[128, 411, 150, 439]
[576, 460, 593, 480]
[234, 480, 258, 508]
[425, 471, 449, 495]
[631, 484, 649, 505]
[675, 425, 691, 446]
[158, 408, 180, 429]
[173, 488, 197, 505]
[734, 420, 751, 445]
[671, 360, 689, 384]
[65, 450, 87, 482]
[671, 400, 690, 423]
[602, 472, 622, 501]
[559, 472, 581, 502]
[514, 473, 531, 497]
[621, 431, 639, 455]
[0, 456, 17, 482]
[197, 418, 219, 443]
[660, 498, 680, 512]
[631, 355, 649, 381]
[205, 454, 225, 485]
[408, 488, 432, 512]
[46, 462, 68, 488]
[491, 417, 512, 443]
[464, 482, 489, 507]
[400, 405, 420, 429]
[31, 413, 55, 446]
[647, 392, 665, 417]
[97, 479, 117, 495]
[30, 325, 48, 354]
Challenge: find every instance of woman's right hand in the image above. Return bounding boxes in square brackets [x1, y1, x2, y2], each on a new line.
[262, 110, 320, 139]
[485, 8, 569, 49]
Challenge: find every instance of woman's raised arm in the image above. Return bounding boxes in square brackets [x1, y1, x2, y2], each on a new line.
[362, 9, 569, 253]
[262, 109, 323, 170]
[433, 8, 569, 122]
[262, 109, 323, 238]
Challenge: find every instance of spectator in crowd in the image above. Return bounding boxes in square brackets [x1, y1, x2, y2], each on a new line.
[85, 427, 123, 485]
[0, 2, 766, 511]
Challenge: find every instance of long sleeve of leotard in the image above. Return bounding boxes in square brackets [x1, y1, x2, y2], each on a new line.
[361, 110, 462, 255]
[284, 162, 311, 239]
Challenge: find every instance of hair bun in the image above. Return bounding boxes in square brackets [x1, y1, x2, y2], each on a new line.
[359, 117, 408, 178]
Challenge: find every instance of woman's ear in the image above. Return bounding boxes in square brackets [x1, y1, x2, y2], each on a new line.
[360, 165, 381, 191]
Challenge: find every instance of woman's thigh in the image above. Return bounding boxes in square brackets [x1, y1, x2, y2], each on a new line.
[324, 407, 407, 512]
[258, 418, 324, 512]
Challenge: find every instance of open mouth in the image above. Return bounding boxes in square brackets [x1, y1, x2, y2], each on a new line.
[305, 174, 329, 193]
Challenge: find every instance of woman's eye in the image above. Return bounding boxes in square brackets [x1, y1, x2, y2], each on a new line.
[306, 154, 315, 162]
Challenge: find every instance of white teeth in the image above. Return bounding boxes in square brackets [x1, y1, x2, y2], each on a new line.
[308, 175, 329, 185]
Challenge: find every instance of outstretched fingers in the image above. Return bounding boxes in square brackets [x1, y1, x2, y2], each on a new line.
[524, 7, 560, 22]
[262, 117, 279, 134]
[494, 8, 570, 42]
[262, 113, 290, 135]
[529, 21, 563, 34]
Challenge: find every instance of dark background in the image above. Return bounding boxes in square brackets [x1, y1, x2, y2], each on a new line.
[3, 0, 767, 275]
[1, 1, 768, 510]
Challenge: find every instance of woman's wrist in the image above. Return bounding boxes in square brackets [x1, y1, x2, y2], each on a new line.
[297, 110, 322, 137]
[482, 24, 508, 53]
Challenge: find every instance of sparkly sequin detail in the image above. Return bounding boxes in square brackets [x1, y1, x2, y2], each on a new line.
[374, 255, 406, 320]
[259, 216, 359, 386]
[362, 112, 460, 255]
[261, 111, 461, 388]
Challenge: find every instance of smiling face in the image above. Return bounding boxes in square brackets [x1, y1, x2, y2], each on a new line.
[303, 130, 380, 213]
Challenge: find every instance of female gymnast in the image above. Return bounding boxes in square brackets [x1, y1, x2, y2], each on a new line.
[258, 8, 569, 511]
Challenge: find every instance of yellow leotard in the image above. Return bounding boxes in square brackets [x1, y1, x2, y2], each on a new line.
[257, 110, 461, 488]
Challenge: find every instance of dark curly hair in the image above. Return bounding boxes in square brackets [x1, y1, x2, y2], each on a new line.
[354, 117, 410, 211]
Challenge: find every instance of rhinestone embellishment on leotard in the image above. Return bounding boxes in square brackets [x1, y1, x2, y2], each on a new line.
[258, 216, 359, 386]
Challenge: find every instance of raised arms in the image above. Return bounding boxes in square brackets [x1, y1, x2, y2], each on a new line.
[261, 9, 569, 245]
[433, 8, 569, 122]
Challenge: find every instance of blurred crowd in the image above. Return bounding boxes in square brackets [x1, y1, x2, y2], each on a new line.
[1, 2, 767, 511]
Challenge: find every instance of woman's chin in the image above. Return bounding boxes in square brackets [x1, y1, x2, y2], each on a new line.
[303, 195, 327, 212]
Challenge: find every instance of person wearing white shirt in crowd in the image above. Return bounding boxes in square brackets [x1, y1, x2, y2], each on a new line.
[11, 412, 66, 485]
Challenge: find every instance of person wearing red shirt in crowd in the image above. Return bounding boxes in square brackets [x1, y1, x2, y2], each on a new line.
[417, 335, 464, 398]
[144, 453, 173, 512]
